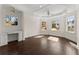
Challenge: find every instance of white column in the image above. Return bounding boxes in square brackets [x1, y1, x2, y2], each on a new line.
[18, 31, 24, 41]
[0, 32, 8, 46]
[0, 5, 8, 46]
[77, 11, 79, 47]
[76, 5, 79, 48]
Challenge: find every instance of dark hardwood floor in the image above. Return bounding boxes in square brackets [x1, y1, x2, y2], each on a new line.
[0, 35, 78, 55]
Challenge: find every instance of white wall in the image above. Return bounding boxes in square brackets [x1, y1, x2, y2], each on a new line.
[0, 5, 8, 46]
[76, 7, 79, 46]
[23, 13, 40, 39]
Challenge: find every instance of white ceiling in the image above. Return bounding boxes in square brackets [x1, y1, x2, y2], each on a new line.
[22, 4, 48, 12]
[11, 4, 78, 16]
[11, 4, 48, 13]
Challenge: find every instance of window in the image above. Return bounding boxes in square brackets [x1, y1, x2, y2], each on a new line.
[51, 20, 59, 31]
[66, 16, 75, 33]
[41, 21, 47, 31]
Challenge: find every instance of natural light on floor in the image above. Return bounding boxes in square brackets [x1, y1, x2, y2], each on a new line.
[34, 35, 44, 38]
[48, 36, 59, 42]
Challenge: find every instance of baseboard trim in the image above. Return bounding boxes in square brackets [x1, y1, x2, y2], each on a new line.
[25, 34, 40, 39]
